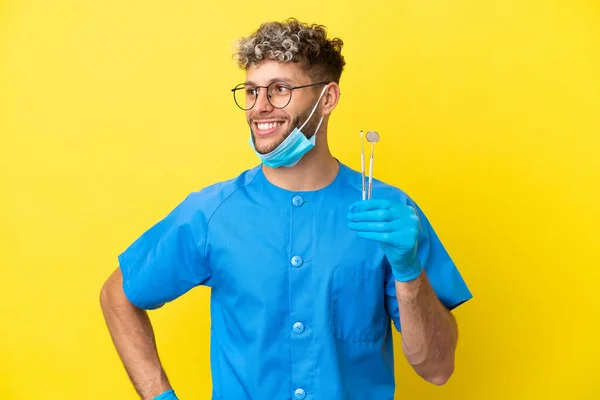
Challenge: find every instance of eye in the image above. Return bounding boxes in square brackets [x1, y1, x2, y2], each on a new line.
[246, 87, 257, 96]
[270, 83, 291, 96]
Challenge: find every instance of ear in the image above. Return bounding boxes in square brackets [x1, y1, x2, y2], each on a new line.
[320, 82, 341, 116]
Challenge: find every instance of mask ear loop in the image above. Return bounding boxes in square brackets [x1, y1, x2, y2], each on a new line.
[313, 115, 324, 135]
[299, 84, 329, 131]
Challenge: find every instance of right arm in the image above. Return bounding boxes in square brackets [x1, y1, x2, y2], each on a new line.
[102, 192, 213, 398]
[100, 267, 172, 400]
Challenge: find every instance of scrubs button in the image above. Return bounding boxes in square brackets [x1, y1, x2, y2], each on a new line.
[291, 256, 303, 267]
[294, 388, 306, 399]
[293, 322, 305, 334]
[292, 195, 304, 207]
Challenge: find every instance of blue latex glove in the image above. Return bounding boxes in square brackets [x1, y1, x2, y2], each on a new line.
[153, 389, 179, 400]
[347, 199, 423, 282]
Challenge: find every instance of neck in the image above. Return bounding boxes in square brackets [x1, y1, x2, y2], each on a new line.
[261, 133, 339, 192]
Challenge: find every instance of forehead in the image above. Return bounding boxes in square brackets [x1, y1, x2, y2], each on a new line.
[245, 60, 311, 85]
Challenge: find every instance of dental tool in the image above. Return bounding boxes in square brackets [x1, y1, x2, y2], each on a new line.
[365, 130, 380, 200]
[360, 130, 366, 200]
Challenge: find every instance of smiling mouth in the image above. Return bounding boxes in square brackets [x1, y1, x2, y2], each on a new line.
[254, 121, 285, 136]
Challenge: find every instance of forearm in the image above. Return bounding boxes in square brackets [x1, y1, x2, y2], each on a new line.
[100, 268, 172, 399]
[396, 270, 457, 385]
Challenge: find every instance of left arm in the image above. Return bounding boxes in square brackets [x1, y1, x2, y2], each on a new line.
[395, 271, 457, 385]
[348, 198, 463, 386]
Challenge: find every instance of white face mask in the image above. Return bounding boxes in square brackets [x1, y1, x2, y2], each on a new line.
[249, 85, 327, 168]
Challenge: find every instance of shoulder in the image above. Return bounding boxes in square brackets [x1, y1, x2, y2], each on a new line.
[172, 164, 262, 222]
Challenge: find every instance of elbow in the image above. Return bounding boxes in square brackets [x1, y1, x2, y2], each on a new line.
[404, 334, 458, 386]
[99, 268, 126, 310]
[423, 360, 454, 386]
[99, 277, 118, 313]
[407, 349, 455, 386]
[99, 278, 111, 307]
[427, 370, 453, 386]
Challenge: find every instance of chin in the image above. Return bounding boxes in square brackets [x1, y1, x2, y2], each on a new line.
[254, 141, 279, 154]
[252, 133, 287, 154]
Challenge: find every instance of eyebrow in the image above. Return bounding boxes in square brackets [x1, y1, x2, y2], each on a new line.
[244, 77, 296, 86]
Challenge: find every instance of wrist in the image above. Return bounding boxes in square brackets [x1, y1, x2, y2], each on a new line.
[153, 389, 178, 400]
[394, 269, 431, 304]
[392, 258, 423, 282]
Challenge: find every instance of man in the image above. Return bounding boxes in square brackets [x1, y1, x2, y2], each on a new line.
[100, 18, 472, 400]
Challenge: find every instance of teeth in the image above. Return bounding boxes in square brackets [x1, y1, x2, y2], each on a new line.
[257, 121, 283, 131]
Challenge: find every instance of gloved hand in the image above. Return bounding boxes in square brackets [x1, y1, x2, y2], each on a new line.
[153, 389, 179, 400]
[347, 199, 423, 282]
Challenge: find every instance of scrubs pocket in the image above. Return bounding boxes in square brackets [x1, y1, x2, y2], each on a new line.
[331, 266, 388, 342]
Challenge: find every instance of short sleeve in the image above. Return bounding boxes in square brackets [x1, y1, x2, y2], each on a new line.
[385, 198, 473, 332]
[118, 193, 212, 310]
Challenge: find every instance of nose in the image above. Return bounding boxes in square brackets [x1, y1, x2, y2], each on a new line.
[254, 87, 274, 112]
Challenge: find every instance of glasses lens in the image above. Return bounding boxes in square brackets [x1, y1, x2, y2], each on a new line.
[233, 84, 256, 110]
[267, 82, 292, 109]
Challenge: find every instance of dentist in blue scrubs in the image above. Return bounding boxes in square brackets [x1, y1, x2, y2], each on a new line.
[100, 18, 472, 400]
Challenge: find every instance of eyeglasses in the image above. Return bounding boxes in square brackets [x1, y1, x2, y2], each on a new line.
[231, 81, 329, 110]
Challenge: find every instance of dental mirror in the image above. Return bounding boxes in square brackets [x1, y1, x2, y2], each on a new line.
[366, 130, 380, 143]
[365, 131, 380, 199]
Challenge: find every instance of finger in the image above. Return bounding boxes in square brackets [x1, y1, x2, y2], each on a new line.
[349, 200, 416, 217]
[348, 199, 394, 213]
[353, 230, 396, 245]
[348, 221, 397, 233]
[347, 209, 396, 222]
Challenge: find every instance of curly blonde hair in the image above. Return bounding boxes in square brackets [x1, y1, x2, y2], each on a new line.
[232, 18, 346, 83]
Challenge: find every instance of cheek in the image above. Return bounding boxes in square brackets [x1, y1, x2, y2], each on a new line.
[288, 110, 302, 125]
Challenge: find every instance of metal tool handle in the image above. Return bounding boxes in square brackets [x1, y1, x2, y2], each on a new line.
[360, 130, 366, 200]
[368, 144, 374, 199]
[361, 153, 366, 200]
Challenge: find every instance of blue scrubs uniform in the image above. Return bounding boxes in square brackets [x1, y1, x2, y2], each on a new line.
[119, 161, 472, 400]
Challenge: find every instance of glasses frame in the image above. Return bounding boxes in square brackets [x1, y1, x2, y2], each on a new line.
[231, 81, 329, 110]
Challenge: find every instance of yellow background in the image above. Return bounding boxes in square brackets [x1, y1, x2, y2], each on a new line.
[1, 0, 599, 398]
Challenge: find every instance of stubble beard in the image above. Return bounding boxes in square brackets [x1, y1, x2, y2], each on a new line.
[250, 106, 320, 155]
